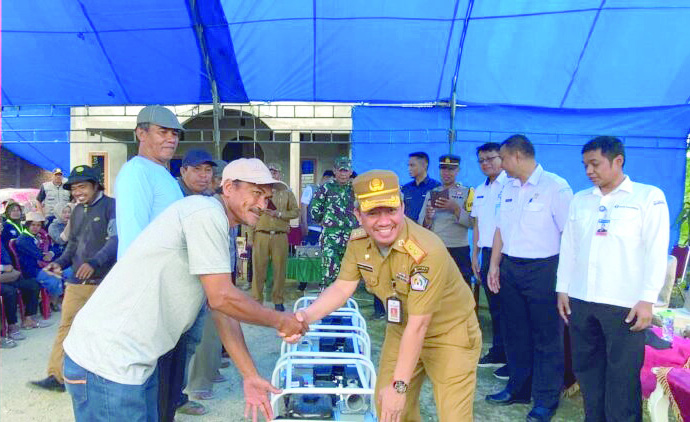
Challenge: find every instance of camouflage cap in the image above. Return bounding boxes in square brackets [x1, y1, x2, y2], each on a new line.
[352, 170, 401, 212]
[334, 156, 352, 170]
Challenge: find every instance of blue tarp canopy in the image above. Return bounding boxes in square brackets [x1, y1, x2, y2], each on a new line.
[3, 1, 690, 106]
[2, 0, 689, 212]
[352, 104, 690, 242]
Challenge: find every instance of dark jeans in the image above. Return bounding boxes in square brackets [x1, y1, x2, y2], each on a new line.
[447, 246, 473, 287]
[1, 283, 19, 325]
[570, 298, 644, 422]
[158, 339, 188, 421]
[480, 247, 505, 360]
[6, 277, 40, 317]
[500, 254, 563, 409]
[176, 307, 207, 408]
[64, 353, 159, 422]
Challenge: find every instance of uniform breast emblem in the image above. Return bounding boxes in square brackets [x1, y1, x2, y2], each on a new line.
[410, 273, 428, 291]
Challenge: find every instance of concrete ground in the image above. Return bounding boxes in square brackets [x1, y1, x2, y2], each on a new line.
[1, 278, 657, 421]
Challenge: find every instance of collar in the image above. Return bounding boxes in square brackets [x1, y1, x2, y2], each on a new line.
[592, 175, 632, 197]
[512, 164, 543, 187]
[87, 192, 104, 207]
[415, 176, 430, 187]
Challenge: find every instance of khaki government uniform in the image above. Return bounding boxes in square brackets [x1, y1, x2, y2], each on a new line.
[339, 217, 482, 422]
[250, 188, 299, 304]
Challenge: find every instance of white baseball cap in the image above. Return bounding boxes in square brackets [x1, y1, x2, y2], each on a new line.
[222, 158, 287, 190]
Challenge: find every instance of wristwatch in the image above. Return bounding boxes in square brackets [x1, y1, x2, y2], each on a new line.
[393, 380, 408, 394]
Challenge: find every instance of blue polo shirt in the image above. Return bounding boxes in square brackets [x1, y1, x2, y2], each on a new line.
[401, 176, 441, 222]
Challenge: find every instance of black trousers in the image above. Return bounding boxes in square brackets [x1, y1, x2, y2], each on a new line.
[447, 246, 473, 287]
[570, 298, 644, 422]
[157, 337, 188, 422]
[480, 247, 506, 360]
[6, 278, 40, 317]
[500, 254, 563, 409]
[1, 283, 19, 325]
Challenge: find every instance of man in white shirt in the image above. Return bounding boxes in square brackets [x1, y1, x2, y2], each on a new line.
[486, 135, 573, 422]
[556, 136, 669, 421]
[470, 143, 509, 378]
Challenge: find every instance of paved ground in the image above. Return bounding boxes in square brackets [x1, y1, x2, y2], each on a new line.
[1, 278, 655, 421]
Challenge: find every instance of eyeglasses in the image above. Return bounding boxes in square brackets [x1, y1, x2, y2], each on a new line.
[478, 156, 500, 164]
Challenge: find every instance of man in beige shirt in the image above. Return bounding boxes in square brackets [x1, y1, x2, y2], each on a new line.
[250, 163, 299, 311]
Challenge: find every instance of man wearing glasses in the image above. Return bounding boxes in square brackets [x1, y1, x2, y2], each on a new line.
[470, 143, 509, 379]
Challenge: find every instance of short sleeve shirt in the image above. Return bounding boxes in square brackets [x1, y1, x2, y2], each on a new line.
[338, 218, 475, 337]
[64, 195, 231, 385]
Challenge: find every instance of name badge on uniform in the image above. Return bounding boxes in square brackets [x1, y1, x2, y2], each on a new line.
[596, 219, 609, 236]
[387, 296, 402, 324]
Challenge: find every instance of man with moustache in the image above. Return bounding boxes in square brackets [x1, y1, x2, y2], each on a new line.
[471, 143, 510, 379]
[63, 159, 308, 422]
[30, 165, 117, 392]
[295, 170, 481, 422]
[557, 136, 669, 422]
[115, 105, 186, 421]
[486, 135, 573, 422]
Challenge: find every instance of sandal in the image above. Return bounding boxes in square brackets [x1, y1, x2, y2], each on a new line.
[176, 401, 208, 416]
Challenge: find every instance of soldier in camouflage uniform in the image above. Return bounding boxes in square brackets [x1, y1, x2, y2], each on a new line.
[310, 156, 358, 287]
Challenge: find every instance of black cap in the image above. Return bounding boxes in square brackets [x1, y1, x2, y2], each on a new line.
[439, 154, 461, 167]
[63, 165, 102, 190]
[182, 149, 217, 167]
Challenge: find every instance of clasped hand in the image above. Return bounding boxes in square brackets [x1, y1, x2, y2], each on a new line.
[277, 310, 309, 342]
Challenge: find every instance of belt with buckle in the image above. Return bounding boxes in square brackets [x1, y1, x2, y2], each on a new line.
[256, 230, 286, 235]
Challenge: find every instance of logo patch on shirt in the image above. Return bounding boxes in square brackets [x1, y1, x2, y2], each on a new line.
[410, 273, 428, 291]
[410, 266, 429, 275]
[614, 204, 639, 210]
[505, 198, 513, 203]
[357, 263, 373, 272]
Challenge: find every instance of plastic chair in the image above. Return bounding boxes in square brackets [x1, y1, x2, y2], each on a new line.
[8, 238, 51, 320]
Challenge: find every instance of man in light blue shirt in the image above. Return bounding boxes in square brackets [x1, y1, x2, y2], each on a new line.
[113, 105, 184, 422]
[115, 105, 184, 258]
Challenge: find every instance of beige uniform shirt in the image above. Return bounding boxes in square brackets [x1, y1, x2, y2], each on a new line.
[252, 189, 299, 233]
[338, 217, 475, 337]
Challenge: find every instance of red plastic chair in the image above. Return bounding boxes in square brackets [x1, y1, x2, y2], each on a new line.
[7, 238, 51, 320]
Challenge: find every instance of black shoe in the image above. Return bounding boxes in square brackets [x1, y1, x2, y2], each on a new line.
[485, 389, 530, 406]
[526, 406, 557, 422]
[29, 376, 65, 392]
[493, 364, 509, 380]
[298, 282, 307, 291]
[478, 352, 507, 368]
[275, 304, 285, 312]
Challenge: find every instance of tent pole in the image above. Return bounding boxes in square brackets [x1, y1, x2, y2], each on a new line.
[448, 0, 475, 155]
[189, 0, 222, 159]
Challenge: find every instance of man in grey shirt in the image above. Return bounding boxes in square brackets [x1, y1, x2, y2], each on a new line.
[419, 154, 475, 286]
[63, 158, 307, 422]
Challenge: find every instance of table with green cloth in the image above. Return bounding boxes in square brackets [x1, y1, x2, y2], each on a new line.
[264, 256, 323, 284]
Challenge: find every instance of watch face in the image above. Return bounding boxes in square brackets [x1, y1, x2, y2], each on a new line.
[393, 380, 407, 393]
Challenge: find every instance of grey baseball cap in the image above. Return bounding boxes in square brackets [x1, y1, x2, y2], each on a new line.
[136, 106, 183, 130]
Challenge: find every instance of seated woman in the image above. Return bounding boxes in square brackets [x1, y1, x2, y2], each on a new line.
[48, 203, 72, 259]
[0, 217, 46, 331]
[2, 200, 27, 249]
[16, 212, 62, 313]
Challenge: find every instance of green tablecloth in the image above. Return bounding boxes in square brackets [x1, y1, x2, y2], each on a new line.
[265, 256, 323, 283]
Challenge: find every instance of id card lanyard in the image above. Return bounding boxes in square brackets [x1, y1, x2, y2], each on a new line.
[387, 279, 403, 324]
[596, 204, 610, 236]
